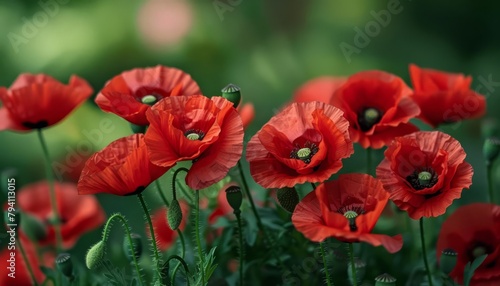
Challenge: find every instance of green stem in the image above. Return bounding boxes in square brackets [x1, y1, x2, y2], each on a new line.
[18, 238, 39, 286]
[155, 180, 169, 207]
[366, 147, 372, 175]
[137, 194, 162, 282]
[37, 129, 63, 252]
[171, 230, 186, 285]
[320, 242, 332, 286]
[195, 191, 206, 284]
[420, 218, 434, 286]
[236, 211, 244, 286]
[487, 162, 495, 203]
[164, 255, 190, 286]
[348, 243, 357, 286]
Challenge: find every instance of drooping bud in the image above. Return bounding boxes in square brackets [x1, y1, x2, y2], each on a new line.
[276, 187, 299, 213]
[20, 213, 48, 241]
[221, 84, 241, 108]
[440, 248, 458, 275]
[86, 241, 106, 269]
[56, 253, 74, 278]
[374, 273, 396, 286]
[123, 233, 143, 261]
[225, 186, 243, 214]
[348, 258, 366, 284]
[483, 137, 500, 164]
[167, 200, 183, 231]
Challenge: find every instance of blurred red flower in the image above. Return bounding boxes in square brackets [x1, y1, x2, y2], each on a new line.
[246, 102, 353, 188]
[95, 65, 201, 125]
[0, 235, 45, 286]
[78, 134, 169, 196]
[292, 173, 402, 253]
[17, 181, 105, 249]
[144, 95, 244, 190]
[0, 74, 93, 131]
[149, 200, 189, 251]
[293, 76, 346, 103]
[437, 203, 500, 285]
[409, 64, 486, 128]
[238, 103, 255, 130]
[330, 70, 420, 149]
[208, 184, 234, 224]
[376, 131, 473, 219]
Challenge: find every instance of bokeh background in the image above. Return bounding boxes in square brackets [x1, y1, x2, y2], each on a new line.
[1, 0, 499, 284]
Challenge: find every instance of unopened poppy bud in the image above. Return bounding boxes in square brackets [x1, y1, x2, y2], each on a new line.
[225, 186, 243, 214]
[440, 248, 458, 275]
[374, 273, 396, 286]
[4, 209, 20, 226]
[483, 137, 500, 164]
[20, 213, 48, 241]
[86, 241, 106, 269]
[56, 253, 74, 278]
[167, 199, 183, 231]
[221, 84, 241, 108]
[348, 258, 366, 284]
[123, 233, 142, 261]
[130, 123, 147, 134]
[276, 187, 299, 213]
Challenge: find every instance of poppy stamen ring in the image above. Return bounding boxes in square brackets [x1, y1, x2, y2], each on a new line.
[184, 129, 205, 141]
[344, 210, 359, 232]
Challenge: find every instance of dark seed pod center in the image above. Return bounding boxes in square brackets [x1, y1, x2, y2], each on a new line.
[406, 168, 438, 190]
[357, 107, 382, 131]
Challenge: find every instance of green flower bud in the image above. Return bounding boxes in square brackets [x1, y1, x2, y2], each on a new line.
[221, 84, 241, 108]
[20, 213, 48, 241]
[123, 233, 143, 261]
[56, 253, 74, 278]
[276, 187, 299, 213]
[167, 199, 183, 231]
[225, 186, 243, 214]
[348, 258, 366, 284]
[440, 248, 458, 275]
[86, 241, 106, 270]
[483, 137, 500, 164]
[130, 123, 147, 134]
[375, 273, 396, 286]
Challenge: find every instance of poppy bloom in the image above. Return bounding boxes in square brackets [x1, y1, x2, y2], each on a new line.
[144, 95, 244, 190]
[246, 101, 353, 189]
[238, 103, 255, 129]
[0, 235, 45, 286]
[0, 73, 93, 131]
[78, 134, 169, 196]
[437, 203, 500, 285]
[409, 64, 486, 128]
[330, 70, 420, 149]
[376, 131, 473, 219]
[95, 65, 201, 126]
[149, 200, 189, 251]
[17, 181, 106, 249]
[292, 173, 403, 253]
[293, 76, 346, 103]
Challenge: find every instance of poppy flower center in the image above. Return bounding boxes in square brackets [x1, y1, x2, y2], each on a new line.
[338, 206, 365, 232]
[185, 129, 205, 141]
[141, 95, 158, 106]
[290, 142, 318, 164]
[358, 107, 382, 131]
[406, 168, 438, 190]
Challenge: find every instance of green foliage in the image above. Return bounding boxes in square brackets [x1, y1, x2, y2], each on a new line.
[463, 254, 488, 286]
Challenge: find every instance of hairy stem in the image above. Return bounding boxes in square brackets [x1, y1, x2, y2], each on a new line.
[195, 191, 205, 284]
[137, 194, 162, 283]
[155, 180, 169, 207]
[420, 218, 434, 286]
[171, 230, 186, 285]
[320, 242, 332, 286]
[236, 211, 244, 285]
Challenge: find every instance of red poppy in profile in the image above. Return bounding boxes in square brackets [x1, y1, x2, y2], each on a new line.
[17, 181, 105, 249]
[149, 200, 189, 251]
[238, 103, 255, 129]
[0, 235, 45, 286]
[330, 70, 420, 149]
[437, 203, 500, 285]
[0, 73, 93, 131]
[144, 95, 244, 190]
[246, 101, 353, 189]
[78, 134, 169, 196]
[292, 174, 403, 253]
[376, 131, 473, 219]
[95, 65, 201, 125]
[293, 76, 346, 103]
[409, 64, 486, 128]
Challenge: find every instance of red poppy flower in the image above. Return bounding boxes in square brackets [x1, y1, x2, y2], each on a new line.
[330, 70, 420, 149]
[292, 173, 402, 253]
[437, 203, 500, 285]
[144, 95, 244, 190]
[409, 64, 486, 128]
[293, 76, 346, 103]
[17, 181, 105, 249]
[0, 235, 45, 286]
[246, 101, 353, 189]
[78, 134, 169, 196]
[376, 131, 473, 219]
[95, 65, 201, 125]
[0, 73, 93, 131]
[149, 200, 189, 251]
[238, 103, 254, 129]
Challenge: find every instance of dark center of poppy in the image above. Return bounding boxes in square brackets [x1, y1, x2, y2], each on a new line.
[466, 241, 495, 267]
[406, 168, 438, 190]
[357, 107, 382, 131]
[141, 95, 158, 106]
[22, 120, 49, 129]
[290, 142, 319, 164]
[184, 129, 205, 141]
[338, 206, 365, 232]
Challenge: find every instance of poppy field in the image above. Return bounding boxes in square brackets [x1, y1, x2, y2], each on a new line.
[1, 1, 499, 286]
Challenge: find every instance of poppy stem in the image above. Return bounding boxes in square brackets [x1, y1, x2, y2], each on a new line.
[486, 162, 495, 203]
[137, 194, 162, 283]
[194, 190, 206, 284]
[36, 128, 63, 252]
[366, 147, 372, 175]
[17, 238, 39, 286]
[155, 180, 169, 207]
[163, 255, 190, 286]
[348, 243, 357, 286]
[320, 242, 332, 286]
[236, 211, 244, 286]
[419, 218, 434, 286]
[171, 230, 186, 285]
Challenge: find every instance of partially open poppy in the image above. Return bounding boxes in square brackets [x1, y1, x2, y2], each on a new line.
[95, 65, 201, 126]
[0, 235, 45, 286]
[330, 70, 420, 149]
[0, 73, 93, 131]
[376, 131, 473, 219]
[17, 181, 105, 249]
[292, 173, 402, 253]
[78, 134, 169, 196]
[246, 101, 353, 189]
[409, 64, 486, 128]
[293, 76, 347, 103]
[437, 203, 500, 285]
[144, 95, 244, 190]
[149, 200, 189, 251]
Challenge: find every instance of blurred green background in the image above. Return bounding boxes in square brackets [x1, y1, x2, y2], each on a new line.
[1, 0, 499, 284]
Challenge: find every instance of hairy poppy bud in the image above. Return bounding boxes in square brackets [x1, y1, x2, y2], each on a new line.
[375, 273, 396, 286]
[483, 137, 500, 164]
[348, 258, 366, 284]
[123, 233, 143, 261]
[86, 241, 106, 269]
[225, 186, 243, 214]
[276, 187, 299, 213]
[167, 199, 183, 230]
[20, 213, 48, 241]
[221, 84, 241, 108]
[56, 253, 74, 278]
[440, 248, 458, 275]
